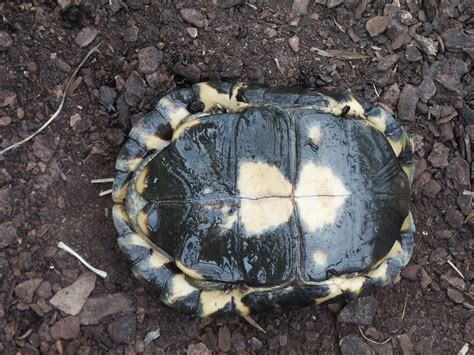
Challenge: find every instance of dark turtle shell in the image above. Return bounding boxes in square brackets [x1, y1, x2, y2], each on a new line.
[112, 82, 415, 316]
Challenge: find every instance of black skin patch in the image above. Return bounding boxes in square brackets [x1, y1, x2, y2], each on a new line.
[186, 100, 205, 114]
[341, 105, 351, 117]
[155, 122, 173, 141]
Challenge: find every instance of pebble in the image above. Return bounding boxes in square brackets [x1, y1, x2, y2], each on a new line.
[419, 268, 432, 288]
[173, 62, 201, 83]
[340, 335, 374, 355]
[434, 74, 463, 94]
[397, 334, 414, 355]
[35, 281, 53, 299]
[69, 113, 82, 128]
[0, 222, 17, 249]
[288, 35, 300, 53]
[446, 157, 470, 185]
[441, 28, 474, 50]
[377, 54, 400, 71]
[0, 31, 13, 50]
[107, 313, 137, 344]
[0, 115, 11, 126]
[186, 342, 211, 355]
[232, 332, 246, 350]
[32, 136, 55, 162]
[421, 179, 441, 198]
[444, 209, 464, 229]
[49, 272, 97, 316]
[80, 293, 134, 325]
[249, 337, 263, 350]
[427, 143, 449, 167]
[14, 278, 43, 303]
[50, 316, 80, 340]
[400, 10, 417, 25]
[366, 16, 388, 37]
[186, 27, 198, 39]
[127, 0, 144, 10]
[327, 0, 343, 8]
[337, 296, 379, 326]
[138, 47, 163, 74]
[99, 85, 117, 109]
[405, 43, 422, 62]
[180, 8, 207, 28]
[292, 0, 310, 15]
[398, 84, 418, 121]
[75, 27, 98, 47]
[401, 264, 421, 281]
[415, 35, 438, 56]
[218, 326, 231, 352]
[382, 83, 400, 110]
[0, 91, 16, 107]
[447, 288, 464, 304]
[417, 77, 436, 103]
[124, 26, 139, 42]
[465, 317, 474, 344]
[124, 71, 146, 107]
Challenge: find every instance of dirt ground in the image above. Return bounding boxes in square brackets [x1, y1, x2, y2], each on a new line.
[0, 0, 473, 354]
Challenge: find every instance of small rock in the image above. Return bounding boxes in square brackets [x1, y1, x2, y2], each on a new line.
[75, 27, 98, 48]
[441, 28, 474, 50]
[14, 278, 42, 303]
[415, 35, 437, 56]
[173, 62, 201, 83]
[107, 313, 136, 344]
[127, 0, 144, 10]
[465, 316, 474, 343]
[427, 143, 449, 167]
[397, 334, 414, 355]
[0, 31, 13, 50]
[50, 316, 80, 340]
[0, 91, 16, 107]
[340, 335, 374, 355]
[288, 35, 300, 53]
[377, 54, 399, 71]
[124, 26, 139, 42]
[382, 83, 400, 110]
[35, 281, 53, 299]
[80, 293, 134, 325]
[186, 27, 198, 39]
[417, 77, 436, 103]
[0, 116, 12, 126]
[441, 274, 465, 291]
[401, 264, 421, 281]
[398, 84, 418, 121]
[292, 0, 310, 15]
[421, 179, 441, 198]
[447, 288, 464, 304]
[124, 71, 146, 107]
[180, 8, 207, 28]
[337, 296, 378, 326]
[99, 86, 117, 109]
[32, 136, 55, 162]
[434, 74, 463, 94]
[49, 272, 96, 316]
[446, 157, 470, 185]
[69, 113, 82, 129]
[218, 326, 231, 352]
[0, 222, 17, 249]
[232, 332, 246, 350]
[419, 269, 432, 288]
[405, 43, 422, 62]
[57, 0, 71, 9]
[138, 47, 163, 74]
[444, 209, 464, 229]
[0, 187, 11, 214]
[400, 10, 417, 25]
[366, 16, 388, 37]
[249, 337, 263, 350]
[187, 342, 211, 355]
[327, 0, 343, 8]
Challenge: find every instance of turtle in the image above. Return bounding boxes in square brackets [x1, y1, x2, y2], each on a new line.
[112, 82, 415, 317]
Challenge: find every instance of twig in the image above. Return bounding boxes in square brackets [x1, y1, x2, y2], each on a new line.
[401, 291, 408, 320]
[91, 178, 115, 184]
[58, 241, 107, 278]
[358, 326, 391, 345]
[242, 315, 266, 333]
[99, 189, 113, 197]
[457, 343, 469, 355]
[447, 260, 465, 279]
[0, 44, 101, 156]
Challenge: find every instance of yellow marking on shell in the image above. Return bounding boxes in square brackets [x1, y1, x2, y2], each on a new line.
[175, 260, 205, 281]
[199, 289, 251, 317]
[326, 94, 365, 118]
[196, 82, 250, 112]
[238, 161, 292, 198]
[172, 118, 201, 141]
[295, 162, 350, 232]
[112, 182, 129, 203]
[137, 210, 150, 237]
[240, 197, 293, 236]
[127, 157, 143, 171]
[309, 126, 322, 145]
[313, 250, 328, 265]
[158, 97, 190, 128]
[401, 212, 415, 234]
[168, 274, 199, 302]
[387, 137, 404, 157]
[144, 134, 170, 151]
[113, 204, 130, 223]
[135, 166, 149, 196]
[148, 250, 171, 268]
[403, 163, 415, 185]
[127, 233, 151, 248]
[366, 113, 387, 133]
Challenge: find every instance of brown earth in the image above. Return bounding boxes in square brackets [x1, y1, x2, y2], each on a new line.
[0, 0, 473, 354]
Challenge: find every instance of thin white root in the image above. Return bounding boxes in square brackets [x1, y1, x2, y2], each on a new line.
[0, 44, 101, 156]
[401, 291, 408, 320]
[99, 189, 113, 197]
[373, 83, 380, 98]
[91, 178, 115, 184]
[58, 241, 107, 278]
[242, 315, 266, 333]
[457, 343, 469, 355]
[144, 329, 161, 346]
[447, 260, 465, 279]
[358, 326, 391, 345]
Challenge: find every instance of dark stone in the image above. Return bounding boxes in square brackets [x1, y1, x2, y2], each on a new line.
[465, 316, 474, 343]
[418, 77, 436, 103]
[173, 62, 201, 83]
[397, 334, 415, 355]
[337, 296, 379, 326]
[32, 136, 55, 162]
[50, 316, 80, 340]
[401, 264, 421, 281]
[340, 335, 374, 355]
[377, 54, 400, 71]
[186, 342, 211, 355]
[0, 222, 17, 249]
[405, 43, 422, 62]
[444, 209, 464, 229]
[398, 84, 418, 121]
[14, 278, 43, 303]
[107, 313, 137, 344]
[127, 0, 144, 9]
[0, 31, 13, 50]
[421, 179, 441, 198]
[427, 143, 449, 167]
[180, 8, 207, 28]
[138, 47, 163, 74]
[292, 0, 310, 15]
[441, 28, 474, 50]
[80, 293, 134, 325]
[124, 71, 146, 107]
[446, 288, 464, 304]
[218, 326, 231, 352]
[446, 157, 470, 185]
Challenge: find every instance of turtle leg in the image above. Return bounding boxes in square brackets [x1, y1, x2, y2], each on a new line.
[112, 83, 251, 203]
[364, 107, 415, 185]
